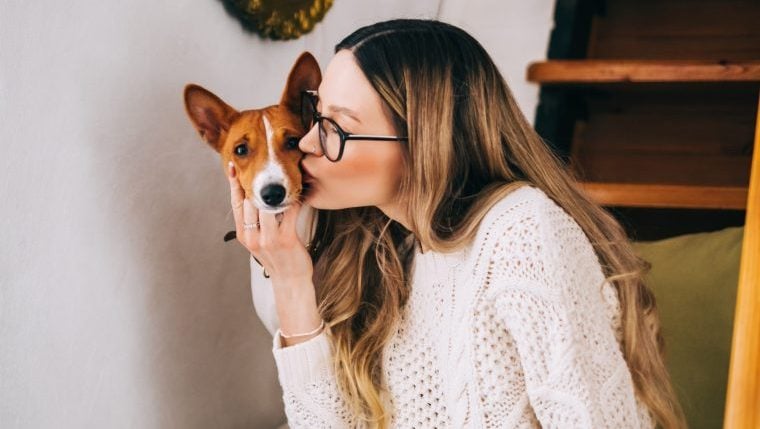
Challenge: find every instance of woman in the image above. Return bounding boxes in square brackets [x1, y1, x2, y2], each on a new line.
[227, 18, 686, 429]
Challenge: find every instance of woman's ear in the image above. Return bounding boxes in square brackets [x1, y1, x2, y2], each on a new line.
[183, 83, 239, 152]
[279, 51, 322, 114]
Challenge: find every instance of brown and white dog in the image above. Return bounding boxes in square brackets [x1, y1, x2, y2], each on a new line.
[183, 51, 321, 242]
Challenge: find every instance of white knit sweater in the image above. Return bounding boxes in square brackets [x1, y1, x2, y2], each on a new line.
[249, 184, 656, 428]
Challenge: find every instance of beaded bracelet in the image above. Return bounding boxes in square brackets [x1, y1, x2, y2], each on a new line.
[280, 319, 325, 338]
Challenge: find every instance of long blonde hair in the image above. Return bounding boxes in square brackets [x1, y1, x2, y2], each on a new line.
[306, 18, 687, 429]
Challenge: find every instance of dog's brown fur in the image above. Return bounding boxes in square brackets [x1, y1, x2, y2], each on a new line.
[183, 51, 321, 207]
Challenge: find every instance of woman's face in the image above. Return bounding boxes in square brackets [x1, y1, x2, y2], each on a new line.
[298, 50, 406, 216]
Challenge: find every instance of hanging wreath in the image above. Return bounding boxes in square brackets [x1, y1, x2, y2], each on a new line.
[219, 0, 334, 40]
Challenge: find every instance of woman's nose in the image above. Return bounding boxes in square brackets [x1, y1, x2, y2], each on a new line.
[299, 125, 322, 157]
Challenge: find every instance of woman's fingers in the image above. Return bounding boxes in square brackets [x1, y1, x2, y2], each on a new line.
[228, 161, 261, 255]
[242, 198, 260, 243]
[258, 210, 279, 244]
[228, 161, 245, 229]
[226, 157, 305, 280]
[280, 201, 302, 241]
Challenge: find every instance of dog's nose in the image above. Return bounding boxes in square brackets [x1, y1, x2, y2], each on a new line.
[261, 183, 286, 206]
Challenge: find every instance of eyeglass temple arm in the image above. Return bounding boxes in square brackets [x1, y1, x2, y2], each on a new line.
[347, 134, 409, 140]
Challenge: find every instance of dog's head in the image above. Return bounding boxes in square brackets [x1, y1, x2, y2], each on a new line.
[183, 51, 321, 214]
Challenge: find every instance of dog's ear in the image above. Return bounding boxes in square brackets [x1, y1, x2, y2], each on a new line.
[184, 84, 239, 152]
[279, 51, 322, 118]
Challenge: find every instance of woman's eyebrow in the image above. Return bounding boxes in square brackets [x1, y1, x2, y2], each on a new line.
[327, 104, 362, 124]
[314, 89, 362, 124]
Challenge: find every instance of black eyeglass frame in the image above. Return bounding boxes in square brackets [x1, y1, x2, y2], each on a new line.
[300, 89, 408, 162]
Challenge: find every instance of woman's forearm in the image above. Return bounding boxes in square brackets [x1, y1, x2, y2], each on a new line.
[272, 277, 323, 347]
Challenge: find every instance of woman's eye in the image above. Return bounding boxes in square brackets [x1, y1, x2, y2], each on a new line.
[285, 136, 300, 150]
[234, 140, 249, 156]
[327, 121, 340, 134]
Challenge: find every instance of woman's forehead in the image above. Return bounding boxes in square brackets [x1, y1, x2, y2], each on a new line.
[317, 51, 379, 118]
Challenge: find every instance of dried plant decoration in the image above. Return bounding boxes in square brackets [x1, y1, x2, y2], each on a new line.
[219, 0, 334, 40]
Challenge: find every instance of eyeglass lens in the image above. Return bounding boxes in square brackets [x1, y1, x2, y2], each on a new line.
[301, 91, 342, 161]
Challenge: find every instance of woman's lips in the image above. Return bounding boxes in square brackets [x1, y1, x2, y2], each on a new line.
[301, 163, 316, 182]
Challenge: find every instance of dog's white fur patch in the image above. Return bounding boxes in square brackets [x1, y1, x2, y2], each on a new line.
[253, 114, 290, 212]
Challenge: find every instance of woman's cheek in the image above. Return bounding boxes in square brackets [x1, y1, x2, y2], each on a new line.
[347, 144, 402, 176]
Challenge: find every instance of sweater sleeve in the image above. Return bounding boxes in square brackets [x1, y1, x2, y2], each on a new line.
[487, 193, 653, 428]
[270, 327, 359, 428]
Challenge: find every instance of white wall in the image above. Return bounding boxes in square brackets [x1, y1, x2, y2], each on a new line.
[0, 1, 553, 427]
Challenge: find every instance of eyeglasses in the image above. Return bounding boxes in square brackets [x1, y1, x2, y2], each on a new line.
[300, 89, 408, 162]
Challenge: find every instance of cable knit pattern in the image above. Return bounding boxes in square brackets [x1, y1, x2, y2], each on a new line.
[250, 184, 656, 428]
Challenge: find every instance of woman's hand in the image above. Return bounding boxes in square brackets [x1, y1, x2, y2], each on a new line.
[227, 161, 313, 286]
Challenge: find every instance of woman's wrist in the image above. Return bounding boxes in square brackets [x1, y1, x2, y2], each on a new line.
[279, 319, 325, 347]
[273, 278, 323, 347]
[272, 275, 316, 301]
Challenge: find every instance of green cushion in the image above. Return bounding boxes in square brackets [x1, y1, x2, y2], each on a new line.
[631, 226, 744, 429]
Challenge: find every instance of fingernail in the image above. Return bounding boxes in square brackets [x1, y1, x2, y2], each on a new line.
[228, 161, 235, 177]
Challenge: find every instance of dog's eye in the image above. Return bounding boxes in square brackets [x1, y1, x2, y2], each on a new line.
[285, 136, 300, 150]
[234, 140, 249, 156]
